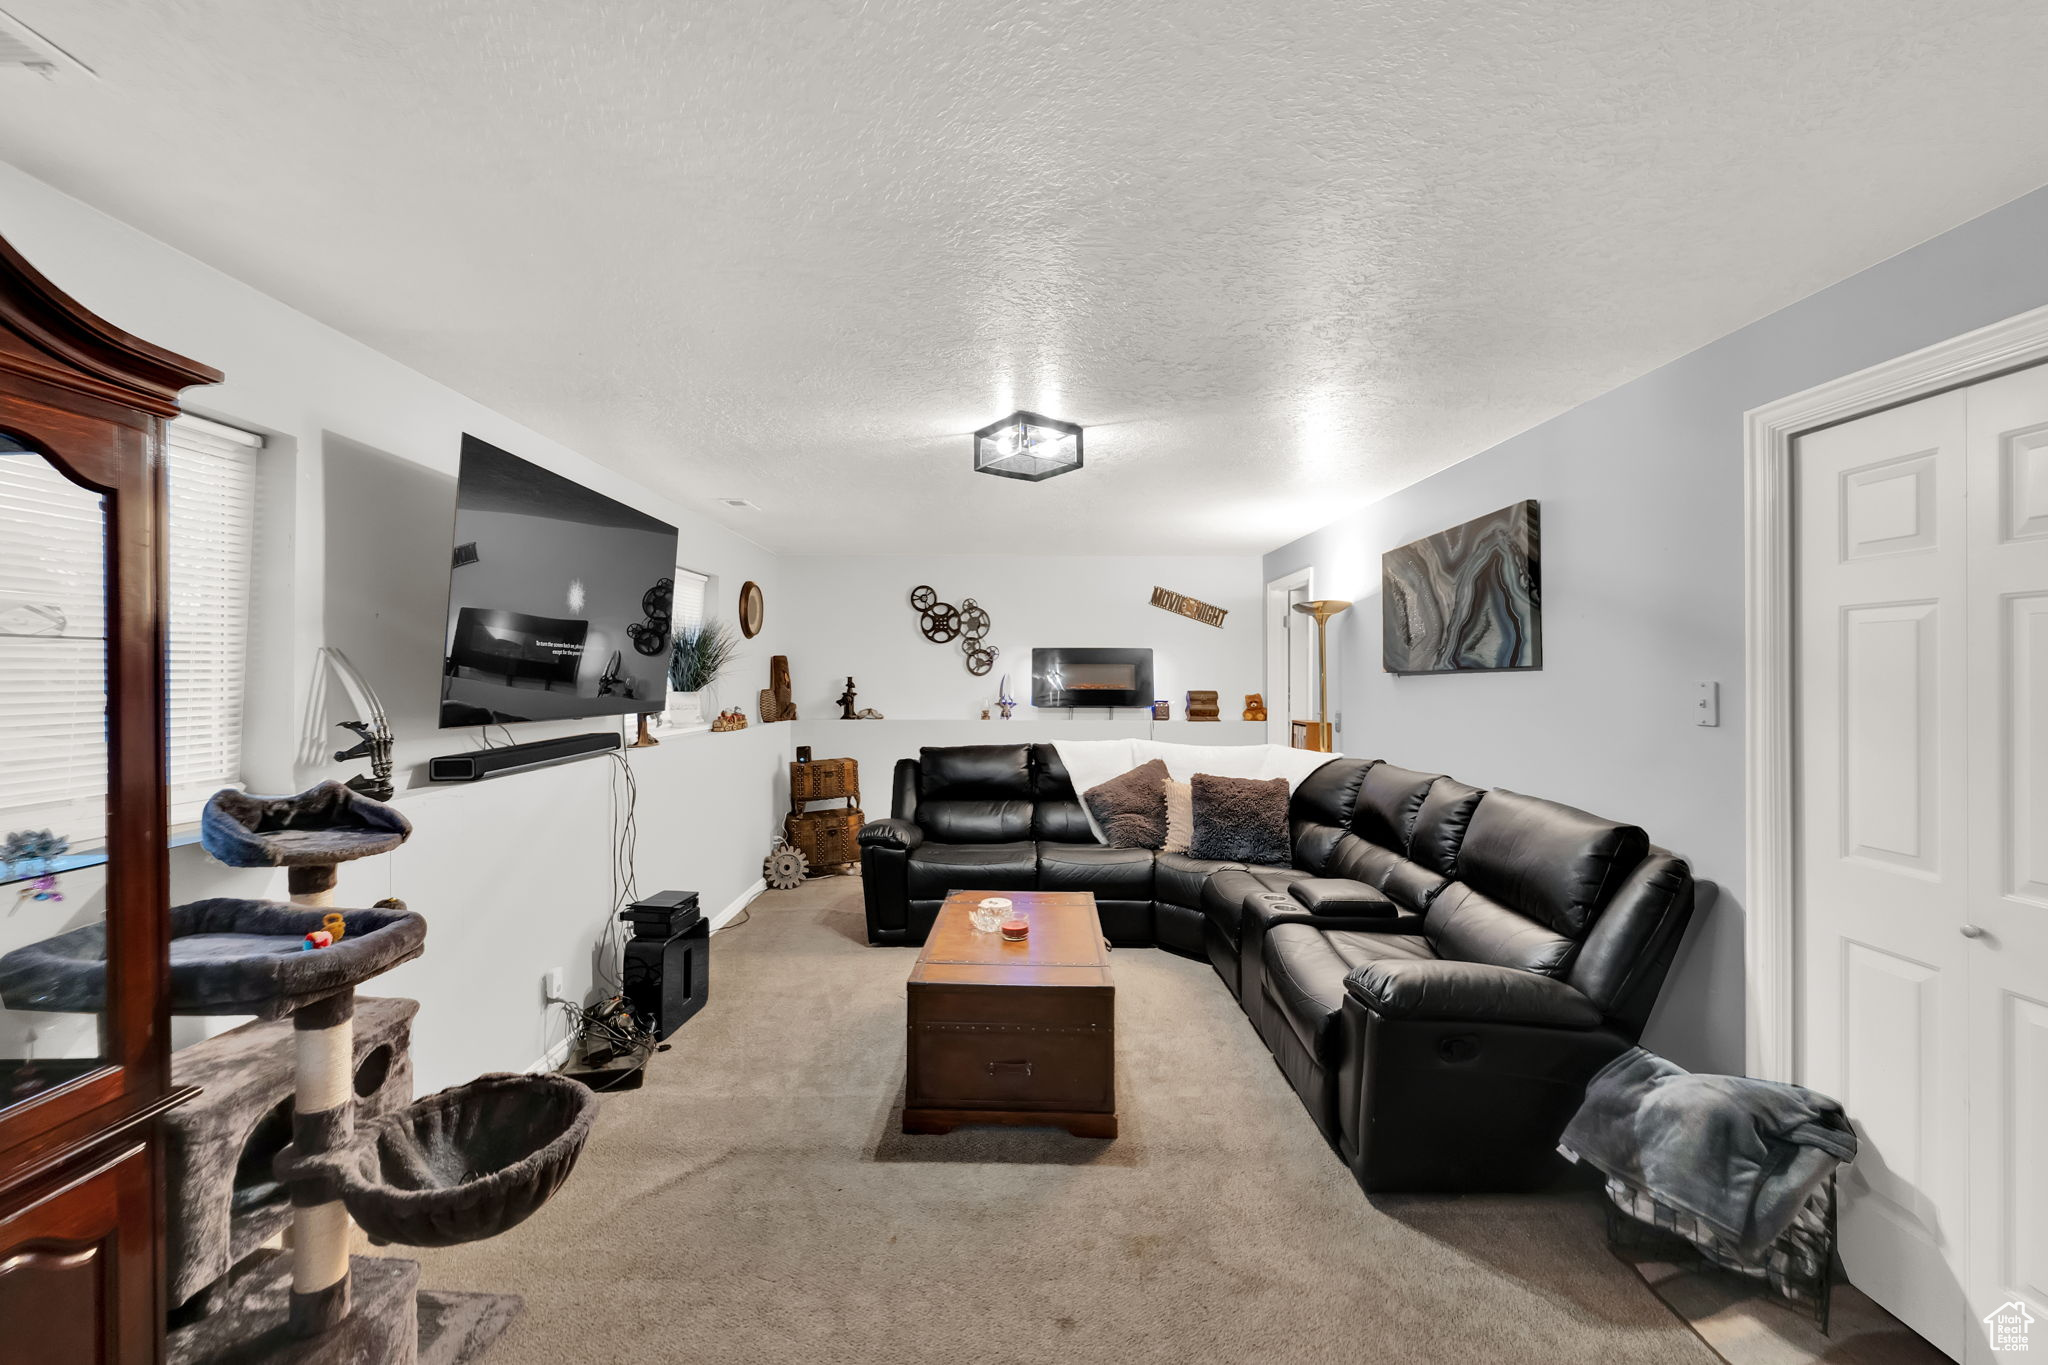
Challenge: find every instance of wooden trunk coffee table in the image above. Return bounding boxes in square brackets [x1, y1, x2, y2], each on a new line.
[902, 890, 1116, 1139]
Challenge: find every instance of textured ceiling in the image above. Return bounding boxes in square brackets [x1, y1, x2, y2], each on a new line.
[4, 2, 2048, 554]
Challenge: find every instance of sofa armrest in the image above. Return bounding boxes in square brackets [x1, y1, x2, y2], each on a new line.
[858, 817, 924, 853]
[1344, 960, 1602, 1028]
[1288, 878, 1396, 917]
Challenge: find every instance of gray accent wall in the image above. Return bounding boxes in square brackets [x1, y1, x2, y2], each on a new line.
[1263, 183, 2048, 1075]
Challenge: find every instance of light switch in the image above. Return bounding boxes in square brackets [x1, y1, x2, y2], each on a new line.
[1694, 681, 1719, 728]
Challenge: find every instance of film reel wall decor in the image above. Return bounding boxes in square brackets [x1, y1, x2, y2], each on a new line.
[909, 584, 999, 675]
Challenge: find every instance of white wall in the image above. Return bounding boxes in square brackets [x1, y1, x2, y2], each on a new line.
[789, 718, 1267, 813]
[773, 554, 1271, 798]
[1265, 182, 2048, 1076]
[0, 162, 790, 1092]
[780, 554, 1265, 720]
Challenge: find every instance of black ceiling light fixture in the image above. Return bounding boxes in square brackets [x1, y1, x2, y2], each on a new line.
[973, 410, 1083, 482]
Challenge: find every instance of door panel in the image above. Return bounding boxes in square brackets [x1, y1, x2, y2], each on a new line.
[1962, 365, 2048, 1363]
[2007, 594, 2048, 906]
[1995, 994, 2048, 1307]
[2004, 423, 2048, 540]
[1842, 450, 1940, 557]
[1839, 940, 1943, 1230]
[1797, 389, 1972, 1358]
[1839, 601, 1940, 868]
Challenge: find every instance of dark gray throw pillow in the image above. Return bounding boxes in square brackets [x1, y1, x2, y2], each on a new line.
[1189, 773, 1292, 865]
[1083, 759, 1170, 849]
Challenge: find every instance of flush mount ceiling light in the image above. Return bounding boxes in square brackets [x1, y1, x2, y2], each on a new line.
[973, 410, 1083, 482]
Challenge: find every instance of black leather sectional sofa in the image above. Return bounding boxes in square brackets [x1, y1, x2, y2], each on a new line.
[857, 744, 1696, 1192]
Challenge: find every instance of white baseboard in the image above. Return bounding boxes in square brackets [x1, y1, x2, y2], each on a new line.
[528, 1025, 576, 1075]
[710, 878, 765, 931]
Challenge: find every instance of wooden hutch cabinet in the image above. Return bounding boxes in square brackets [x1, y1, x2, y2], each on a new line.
[0, 232, 220, 1362]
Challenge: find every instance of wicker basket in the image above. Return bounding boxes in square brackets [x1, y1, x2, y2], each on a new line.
[790, 758, 859, 806]
[786, 807, 863, 867]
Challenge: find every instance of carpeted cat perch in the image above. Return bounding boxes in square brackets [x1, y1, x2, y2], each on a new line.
[0, 783, 596, 1364]
[202, 779, 412, 907]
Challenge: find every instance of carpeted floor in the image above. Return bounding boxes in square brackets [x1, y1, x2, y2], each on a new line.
[413, 879, 1733, 1364]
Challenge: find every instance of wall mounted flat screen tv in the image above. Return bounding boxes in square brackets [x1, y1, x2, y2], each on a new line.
[440, 435, 679, 728]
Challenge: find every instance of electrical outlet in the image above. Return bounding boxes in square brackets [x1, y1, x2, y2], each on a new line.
[542, 968, 564, 1004]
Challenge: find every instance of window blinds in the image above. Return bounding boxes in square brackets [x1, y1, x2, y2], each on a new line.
[0, 417, 260, 844]
[164, 416, 261, 817]
[672, 567, 708, 633]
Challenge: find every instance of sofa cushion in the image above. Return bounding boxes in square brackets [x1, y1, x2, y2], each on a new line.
[1293, 757, 1372, 830]
[1265, 924, 1439, 1060]
[1349, 763, 1440, 851]
[1033, 799, 1095, 843]
[1189, 774, 1292, 864]
[1036, 843, 1155, 902]
[1456, 789, 1650, 936]
[1162, 779, 1193, 853]
[1155, 851, 1245, 910]
[1323, 834, 1448, 913]
[921, 744, 1030, 798]
[905, 841, 1038, 900]
[1082, 759, 1170, 849]
[916, 745, 1036, 844]
[1408, 779, 1486, 877]
[1565, 849, 1693, 1029]
[1029, 744, 1096, 843]
[918, 799, 1035, 844]
[1424, 882, 1577, 976]
[1290, 819, 1348, 876]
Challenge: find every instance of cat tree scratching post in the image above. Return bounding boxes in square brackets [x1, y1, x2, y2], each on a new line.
[287, 987, 356, 1334]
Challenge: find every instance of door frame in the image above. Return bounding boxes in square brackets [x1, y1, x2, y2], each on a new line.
[1744, 299, 2048, 1082]
[1264, 567, 1313, 747]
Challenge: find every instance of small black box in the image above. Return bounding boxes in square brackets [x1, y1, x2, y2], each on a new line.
[619, 890, 700, 940]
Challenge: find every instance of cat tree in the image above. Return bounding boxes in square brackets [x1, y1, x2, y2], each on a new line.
[0, 782, 596, 1364]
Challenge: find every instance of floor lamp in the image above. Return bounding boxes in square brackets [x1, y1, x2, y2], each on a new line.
[1290, 598, 1352, 752]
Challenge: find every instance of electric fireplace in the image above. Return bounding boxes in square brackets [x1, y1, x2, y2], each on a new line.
[1031, 647, 1155, 709]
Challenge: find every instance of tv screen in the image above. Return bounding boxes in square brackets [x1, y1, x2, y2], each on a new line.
[440, 435, 679, 729]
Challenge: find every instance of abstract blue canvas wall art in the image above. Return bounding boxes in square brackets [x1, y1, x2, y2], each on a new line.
[1382, 500, 1542, 674]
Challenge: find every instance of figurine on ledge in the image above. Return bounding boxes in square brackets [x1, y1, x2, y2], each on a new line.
[837, 676, 859, 720]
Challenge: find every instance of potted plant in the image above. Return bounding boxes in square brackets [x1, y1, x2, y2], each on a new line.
[667, 619, 740, 727]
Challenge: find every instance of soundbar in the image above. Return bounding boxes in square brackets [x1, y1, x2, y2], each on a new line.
[427, 730, 621, 782]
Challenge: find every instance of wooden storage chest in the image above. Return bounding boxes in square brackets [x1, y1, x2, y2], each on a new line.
[903, 890, 1116, 1139]
[785, 807, 863, 867]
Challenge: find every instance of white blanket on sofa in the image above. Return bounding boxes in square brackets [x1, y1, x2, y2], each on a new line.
[1049, 739, 1342, 843]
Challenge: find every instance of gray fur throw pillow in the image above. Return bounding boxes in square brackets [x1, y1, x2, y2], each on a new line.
[1083, 759, 1169, 849]
[1189, 773, 1292, 865]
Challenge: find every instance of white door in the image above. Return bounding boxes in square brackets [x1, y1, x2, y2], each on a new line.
[1797, 390, 1973, 1358]
[1798, 372, 2048, 1362]
[1264, 570, 1313, 745]
[1962, 366, 2048, 1363]
[1286, 585, 1313, 729]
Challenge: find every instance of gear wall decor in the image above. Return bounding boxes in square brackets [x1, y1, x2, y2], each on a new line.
[908, 584, 999, 676]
